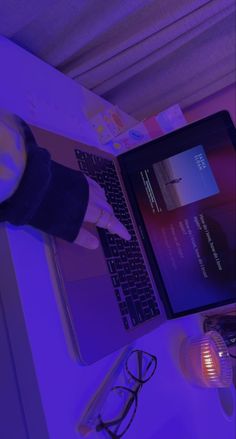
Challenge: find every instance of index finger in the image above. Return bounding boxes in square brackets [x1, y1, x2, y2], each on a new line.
[108, 215, 131, 241]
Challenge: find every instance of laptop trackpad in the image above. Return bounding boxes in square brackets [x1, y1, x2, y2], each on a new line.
[55, 234, 108, 282]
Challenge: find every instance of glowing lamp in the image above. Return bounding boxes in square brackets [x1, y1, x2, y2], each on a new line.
[180, 331, 232, 387]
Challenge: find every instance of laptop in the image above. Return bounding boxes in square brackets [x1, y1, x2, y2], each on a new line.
[32, 110, 236, 364]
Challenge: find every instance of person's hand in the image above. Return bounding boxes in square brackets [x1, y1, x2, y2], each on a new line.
[74, 176, 131, 249]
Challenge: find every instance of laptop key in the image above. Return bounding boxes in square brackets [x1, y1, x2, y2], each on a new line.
[115, 259, 123, 271]
[107, 259, 117, 274]
[134, 301, 145, 321]
[118, 271, 126, 284]
[111, 275, 120, 288]
[121, 282, 129, 292]
[116, 240, 124, 251]
[152, 305, 160, 316]
[123, 264, 131, 275]
[128, 279, 135, 288]
[115, 289, 121, 302]
[107, 235, 116, 245]
[123, 289, 131, 297]
[119, 301, 128, 316]
[125, 297, 140, 326]
[120, 252, 127, 262]
[122, 317, 130, 330]
[139, 294, 146, 302]
[78, 161, 89, 172]
[75, 150, 87, 160]
[127, 287, 137, 297]
[111, 246, 119, 257]
[96, 174, 105, 184]
[147, 300, 160, 316]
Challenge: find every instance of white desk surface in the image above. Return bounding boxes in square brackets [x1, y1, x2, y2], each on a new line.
[1, 37, 235, 439]
[5, 226, 236, 439]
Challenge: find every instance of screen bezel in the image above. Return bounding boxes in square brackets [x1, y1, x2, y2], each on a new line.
[118, 110, 236, 318]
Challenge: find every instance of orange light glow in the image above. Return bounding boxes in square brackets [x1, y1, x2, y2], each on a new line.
[201, 344, 221, 380]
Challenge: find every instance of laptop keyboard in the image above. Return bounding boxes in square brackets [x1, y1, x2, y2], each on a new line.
[75, 149, 160, 330]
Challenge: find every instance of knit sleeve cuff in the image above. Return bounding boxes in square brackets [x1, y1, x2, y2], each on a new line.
[29, 159, 89, 242]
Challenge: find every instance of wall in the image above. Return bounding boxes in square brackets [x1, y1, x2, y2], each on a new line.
[184, 83, 236, 124]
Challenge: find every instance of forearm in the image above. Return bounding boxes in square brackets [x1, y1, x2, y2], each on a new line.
[0, 111, 89, 242]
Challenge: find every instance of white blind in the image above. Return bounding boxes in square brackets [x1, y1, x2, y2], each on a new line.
[1, 0, 235, 119]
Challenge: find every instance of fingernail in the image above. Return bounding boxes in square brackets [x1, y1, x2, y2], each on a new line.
[124, 230, 131, 241]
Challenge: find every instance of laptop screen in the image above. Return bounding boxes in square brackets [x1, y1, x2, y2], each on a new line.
[119, 112, 236, 317]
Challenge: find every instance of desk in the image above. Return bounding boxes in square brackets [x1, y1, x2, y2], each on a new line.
[2, 226, 235, 439]
[0, 37, 235, 439]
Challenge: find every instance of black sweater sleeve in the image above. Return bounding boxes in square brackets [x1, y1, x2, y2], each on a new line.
[0, 119, 89, 242]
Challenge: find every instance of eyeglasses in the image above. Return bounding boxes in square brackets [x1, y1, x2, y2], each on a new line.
[95, 349, 157, 438]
